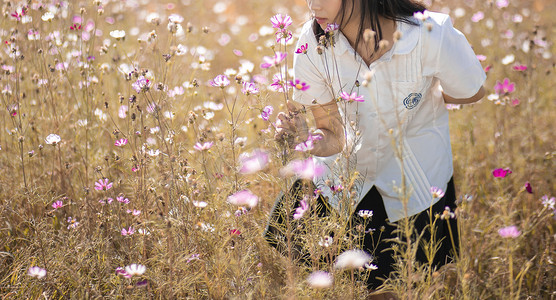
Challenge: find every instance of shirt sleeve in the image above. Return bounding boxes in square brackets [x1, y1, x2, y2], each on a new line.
[292, 25, 334, 106]
[434, 16, 486, 99]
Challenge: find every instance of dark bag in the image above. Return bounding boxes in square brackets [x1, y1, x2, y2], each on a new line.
[263, 179, 333, 262]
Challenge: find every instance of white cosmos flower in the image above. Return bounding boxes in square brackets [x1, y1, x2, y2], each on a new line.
[110, 30, 126, 40]
[334, 250, 372, 270]
[307, 271, 333, 288]
[45, 134, 61, 145]
[41, 12, 54, 22]
[28, 266, 47, 278]
[124, 264, 146, 276]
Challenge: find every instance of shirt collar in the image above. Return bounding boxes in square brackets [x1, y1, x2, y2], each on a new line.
[333, 17, 420, 57]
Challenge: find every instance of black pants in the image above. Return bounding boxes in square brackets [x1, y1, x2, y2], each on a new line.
[354, 178, 459, 288]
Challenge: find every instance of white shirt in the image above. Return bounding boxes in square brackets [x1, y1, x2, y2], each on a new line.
[292, 12, 486, 222]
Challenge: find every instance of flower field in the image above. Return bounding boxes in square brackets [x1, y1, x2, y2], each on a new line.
[0, 0, 554, 299]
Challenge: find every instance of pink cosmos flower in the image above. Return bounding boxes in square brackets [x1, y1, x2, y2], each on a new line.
[27, 266, 46, 279]
[227, 189, 259, 208]
[132, 76, 150, 93]
[121, 226, 135, 236]
[295, 139, 314, 152]
[270, 14, 292, 30]
[492, 168, 512, 178]
[494, 78, 515, 95]
[52, 200, 63, 209]
[340, 91, 364, 102]
[295, 43, 308, 54]
[430, 186, 445, 199]
[496, 0, 509, 8]
[239, 149, 269, 174]
[229, 229, 242, 236]
[281, 158, 325, 180]
[293, 198, 309, 220]
[127, 209, 141, 216]
[476, 54, 487, 61]
[94, 178, 113, 191]
[524, 182, 533, 194]
[512, 64, 527, 71]
[117, 195, 130, 204]
[269, 74, 289, 92]
[194, 142, 213, 151]
[261, 105, 274, 121]
[241, 82, 259, 95]
[289, 79, 310, 91]
[116, 267, 131, 278]
[210, 74, 230, 88]
[99, 198, 114, 205]
[325, 23, 339, 33]
[471, 11, 484, 22]
[541, 195, 555, 210]
[114, 138, 128, 147]
[260, 52, 287, 69]
[498, 225, 521, 238]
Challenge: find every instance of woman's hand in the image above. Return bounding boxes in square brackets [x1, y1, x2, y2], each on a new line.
[275, 101, 309, 148]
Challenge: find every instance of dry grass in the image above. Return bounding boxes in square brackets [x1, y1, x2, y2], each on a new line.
[0, 0, 554, 299]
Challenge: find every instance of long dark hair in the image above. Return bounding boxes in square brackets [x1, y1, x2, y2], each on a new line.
[313, 0, 427, 54]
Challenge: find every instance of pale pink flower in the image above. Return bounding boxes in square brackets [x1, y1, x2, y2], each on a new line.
[126, 209, 141, 216]
[239, 149, 269, 174]
[116, 267, 131, 278]
[430, 186, 445, 199]
[124, 264, 146, 276]
[121, 226, 135, 236]
[94, 178, 113, 191]
[210, 75, 230, 88]
[241, 81, 259, 95]
[132, 76, 150, 93]
[260, 52, 287, 69]
[293, 198, 309, 220]
[27, 266, 47, 279]
[118, 105, 128, 118]
[541, 195, 555, 210]
[471, 11, 484, 22]
[307, 271, 333, 288]
[227, 189, 259, 208]
[117, 196, 130, 204]
[281, 158, 325, 180]
[114, 138, 128, 147]
[496, 0, 509, 8]
[334, 250, 372, 270]
[498, 225, 521, 238]
[340, 91, 364, 102]
[325, 23, 339, 33]
[52, 200, 63, 209]
[270, 14, 292, 30]
[261, 105, 274, 121]
[193, 141, 213, 151]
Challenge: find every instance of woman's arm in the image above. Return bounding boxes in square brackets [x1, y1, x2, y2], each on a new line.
[275, 100, 345, 157]
[442, 86, 485, 104]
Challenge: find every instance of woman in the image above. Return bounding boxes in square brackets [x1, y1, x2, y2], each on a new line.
[275, 0, 486, 295]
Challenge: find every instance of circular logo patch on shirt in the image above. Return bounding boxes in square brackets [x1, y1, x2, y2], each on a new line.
[403, 93, 422, 109]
